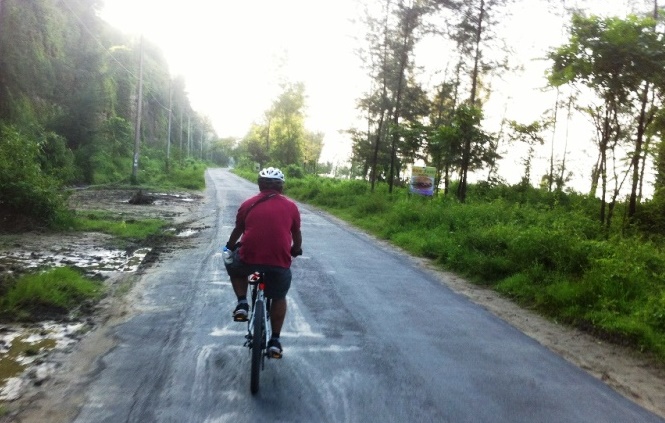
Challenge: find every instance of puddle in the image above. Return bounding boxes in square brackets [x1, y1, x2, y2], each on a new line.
[0, 322, 84, 400]
[173, 228, 200, 238]
[122, 192, 197, 205]
[0, 245, 151, 279]
[152, 192, 196, 203]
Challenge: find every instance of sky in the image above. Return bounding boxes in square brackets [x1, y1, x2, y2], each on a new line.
[99, 0, 366, 164]
[99, 0, 655, 194]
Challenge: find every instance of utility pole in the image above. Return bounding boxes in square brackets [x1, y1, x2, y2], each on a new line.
[179, 108, 183, 163]
[131, 35, 144, 185]
[187, 115, 191, 158]
[166, 81, 173, 172]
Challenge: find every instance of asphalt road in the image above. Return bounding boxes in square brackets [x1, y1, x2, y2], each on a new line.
[71, 168, 665, 423]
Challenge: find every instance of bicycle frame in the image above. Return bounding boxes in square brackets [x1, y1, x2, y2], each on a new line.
[244, 272, 272, 394]
[247, 274, 272, 352]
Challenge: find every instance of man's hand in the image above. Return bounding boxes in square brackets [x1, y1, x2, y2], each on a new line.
[226, 241, 242, 251]
[290, 246, 303, 257]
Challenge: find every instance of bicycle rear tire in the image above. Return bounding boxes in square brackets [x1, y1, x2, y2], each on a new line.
[250, 300, 264, 394]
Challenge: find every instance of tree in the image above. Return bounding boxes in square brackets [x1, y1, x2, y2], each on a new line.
[506, 120, 548, 187]
[234, 82, 318, 170]
[445, 0, 513, 201]
[210, 137, 236, 167]
[549, 13, 665, 220]
[267, 82, 307, 167]
[427, 123, 460, 195]
[453, 104, 495, 200]
[355, 0, 436, 191]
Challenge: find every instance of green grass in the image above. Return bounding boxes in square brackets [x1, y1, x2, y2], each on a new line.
[247, 171, 665, 362]
[0, 267, 102, 321]
[70, 211, 167, 239]
[53, 208, 168, 241]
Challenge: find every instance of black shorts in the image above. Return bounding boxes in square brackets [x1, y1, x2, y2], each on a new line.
[225, 250, 292, 299]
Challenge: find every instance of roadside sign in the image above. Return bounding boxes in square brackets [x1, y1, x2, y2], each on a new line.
[409, 166, 435, 196]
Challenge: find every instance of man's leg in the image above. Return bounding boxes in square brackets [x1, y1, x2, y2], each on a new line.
[269, 297, 286, 335]
[265, 267, 291, 357]
[231, 275, 248, 298]
[267, 297, 286, 358]
[231, 275, 249, 321]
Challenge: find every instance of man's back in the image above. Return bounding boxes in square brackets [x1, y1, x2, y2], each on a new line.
[238, 192, 300, 268]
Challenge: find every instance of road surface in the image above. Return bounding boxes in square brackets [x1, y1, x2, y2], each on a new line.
[69, 168, 665, 423]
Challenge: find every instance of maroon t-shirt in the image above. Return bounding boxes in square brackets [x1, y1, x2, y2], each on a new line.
[236, 190, 300, 268]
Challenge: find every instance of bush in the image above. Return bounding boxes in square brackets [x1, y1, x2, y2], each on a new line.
[284, 164, 304, 179]
[0, 124, 66, 227]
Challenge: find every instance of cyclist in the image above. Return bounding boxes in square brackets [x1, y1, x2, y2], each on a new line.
[224, 167, 302, 358]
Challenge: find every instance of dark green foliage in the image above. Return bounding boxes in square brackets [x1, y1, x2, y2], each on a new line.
[0, 124, 66, 226]
[634, 194, 665, 237]
[284, 164, 305, 179]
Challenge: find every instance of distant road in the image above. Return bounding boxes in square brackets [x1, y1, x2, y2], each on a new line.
[69, 168, 665, 423]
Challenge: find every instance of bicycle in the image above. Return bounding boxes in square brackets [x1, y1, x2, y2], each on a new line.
[244, 272, 279, 394]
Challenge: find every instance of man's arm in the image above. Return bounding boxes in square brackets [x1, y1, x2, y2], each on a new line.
[226, 226, 244, 250]
[292, 228, 302, 250]
[290, 228, 302, 256]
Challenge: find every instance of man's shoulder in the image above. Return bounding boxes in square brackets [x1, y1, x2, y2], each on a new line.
[242, 194, 258, 203]
[240, 193, 263, 208]
[277, 194, 299, 207]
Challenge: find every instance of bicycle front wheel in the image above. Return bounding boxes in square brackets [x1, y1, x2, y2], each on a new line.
[250, 300, 264, 394]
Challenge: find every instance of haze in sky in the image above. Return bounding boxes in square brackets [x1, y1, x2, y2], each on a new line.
[100, 0, 365, 164]
[99, 0, 654, 194]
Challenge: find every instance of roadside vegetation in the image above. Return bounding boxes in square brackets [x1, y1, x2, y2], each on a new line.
[0, 267, 102, 322]
[0, 209, 165, 322]
[239, 168, 665, 362]
[0, 132, 206, 322]
[57, 210, 169, 244]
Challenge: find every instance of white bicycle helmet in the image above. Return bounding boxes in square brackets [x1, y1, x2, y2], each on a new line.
[258, 167, 285, 181]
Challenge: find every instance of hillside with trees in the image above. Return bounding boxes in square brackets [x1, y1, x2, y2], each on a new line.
[0, 0, 220, 228]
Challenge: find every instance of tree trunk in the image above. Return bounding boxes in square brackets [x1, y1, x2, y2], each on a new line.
[458, 0, 485, 203]
[370, 0, 393, 193]
[600, 147, 607, 225]
[370, 114, 386, 192]
[469, 0, 484, 107]
[629, 82, 649, 218]
[549, 89, 560, 192]
[598, 109, 612, 225]
[388, 53, 407, 194]
[558, 96, 572, 190]
[0, 0, 7, 119]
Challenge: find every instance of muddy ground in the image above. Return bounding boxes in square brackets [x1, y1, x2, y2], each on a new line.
[2, 187, 665, 420]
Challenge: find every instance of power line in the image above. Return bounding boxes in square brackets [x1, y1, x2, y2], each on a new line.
[60, 0, 173, 114]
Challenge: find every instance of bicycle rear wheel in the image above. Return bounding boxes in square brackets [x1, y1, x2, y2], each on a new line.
[250, 300, 264, 394]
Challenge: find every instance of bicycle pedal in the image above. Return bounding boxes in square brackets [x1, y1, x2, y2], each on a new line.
[269, 351, 283, 359]
[233, 316, 248, 322]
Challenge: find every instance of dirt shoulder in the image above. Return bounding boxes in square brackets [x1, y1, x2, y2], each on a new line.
[436, 266, 665, 418]
[4, 187, 665, 421]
